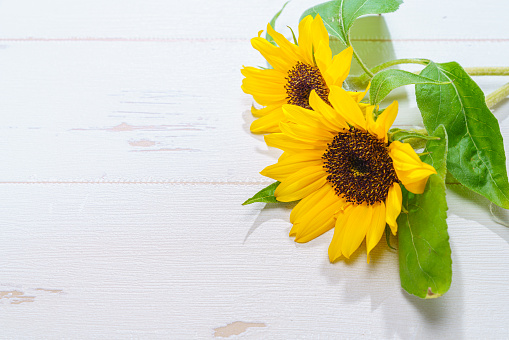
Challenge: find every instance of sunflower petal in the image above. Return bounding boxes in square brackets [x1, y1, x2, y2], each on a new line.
[314, 41, 333, 85]
[282, 104, 332, 131]
[260, 150, 324, 181]
[340, 203, 373, 259]
[389, 141, 437, 194]
[328, 204, 352, 262]
[294, 189, 345, 243]
[308, 90, 349, 131]
[367, 101, 398, 142]
[279, 121, 335, 142]
[366, 202, 386, 262]
[265, 133, 327, 151]
[297, 15, 314, 65]
[275, 165, 328, 202]
[290, 183, 333, 224]
[348, 82, 370, 103]
[266, 24, 302, 63]
[251, 37, 293, 71]
[250, 108, 285, 133]
[385, 183, 402, 235]
[328, 86, 367, 130]
[325, 46, 353, 86]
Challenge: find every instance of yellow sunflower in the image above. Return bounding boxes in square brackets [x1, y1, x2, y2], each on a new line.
[260, 86, 437, 262]
[241, 14, 367, 134]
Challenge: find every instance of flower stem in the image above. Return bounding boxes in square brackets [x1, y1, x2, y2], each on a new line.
[485, 82, 509, 109]
[351, 58, 430, 87]
[351, 46, 373, 78]
[464, 67, 509, 76]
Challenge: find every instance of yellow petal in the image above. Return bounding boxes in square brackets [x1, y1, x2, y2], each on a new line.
[250, 108, 285, 133]
[314, 41, 333, 85]
[340, 203, 373, 259]
[260, 150, 324, 181]
[290, 183, 333, 224]
[294, 189, 345, 243]
[311, 14, 330, 52]
[385, 183, 402, 235]
[365, 202, 386, 263]
[389, 141, 437, 194]
[251, 37, 293, 71]
[282, 104, 332, 131]
[348, 82, 370, 103]
[328, 204, 353, 262]
[251, 104, 279, 118]
[308, 90, 349, 131]
[367, 101, 399, 142]
[265, 133, 327, 151]
[325, 46, 353, 86]
[275, 165, 328, 202]
[241, 66, 287, 85]
[328, 86, 367, 130]
[297, 15, 314, 65]
[266, 24, 303, 63]
[279, 121, 335, 143]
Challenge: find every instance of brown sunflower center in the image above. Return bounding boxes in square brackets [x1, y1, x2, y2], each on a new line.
[322, 127, 398, 205]
[285, 62, 329, 110]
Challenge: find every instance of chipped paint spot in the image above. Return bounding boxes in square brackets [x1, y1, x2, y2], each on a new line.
[214, 321, 266, 338]
[35, 288, 63, 294]
[0, 290, 35, 304]
[129, 139, 156, 147]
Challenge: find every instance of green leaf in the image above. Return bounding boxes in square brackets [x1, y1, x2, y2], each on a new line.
[266, 1, 290, 46]
[300, 0, 402, 45]
[243, 182, 280, 205]
[370, 69, 447, 106]
[398, 125, 452, 299]
[416, 61, 509, 209]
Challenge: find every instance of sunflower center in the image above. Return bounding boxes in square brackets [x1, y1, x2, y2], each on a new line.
[285, 62, 329, 110]
[322, 127, 398, 205]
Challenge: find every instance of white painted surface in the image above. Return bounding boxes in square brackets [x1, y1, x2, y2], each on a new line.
[0, 0, 508, 338]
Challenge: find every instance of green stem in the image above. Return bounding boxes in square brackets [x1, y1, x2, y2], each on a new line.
[464, 67, 509, 76]
[351, 46, 373, 78]
[485, 82, 509, 109]
[352, 58, 430, 87]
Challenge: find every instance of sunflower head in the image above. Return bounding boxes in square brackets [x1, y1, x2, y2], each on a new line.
[241, 15, 367, 134]
[261, 86, 437, 262]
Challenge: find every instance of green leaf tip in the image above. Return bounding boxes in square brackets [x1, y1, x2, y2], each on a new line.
[300, 0, 403, 45]
[243, 181, 281, 205]
[416, 61, 509, 209]
[398, 125, 452, 299]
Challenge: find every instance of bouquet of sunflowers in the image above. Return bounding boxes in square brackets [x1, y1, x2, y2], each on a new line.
[242, 0, 509, 299]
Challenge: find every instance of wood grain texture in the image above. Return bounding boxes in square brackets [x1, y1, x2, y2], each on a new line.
[0, 0, 508, 338]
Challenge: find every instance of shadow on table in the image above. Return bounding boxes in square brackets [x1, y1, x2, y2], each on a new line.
[319, 236, 465, 339]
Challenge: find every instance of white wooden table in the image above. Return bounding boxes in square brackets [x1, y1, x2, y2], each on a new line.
[1, 0, 508, 338]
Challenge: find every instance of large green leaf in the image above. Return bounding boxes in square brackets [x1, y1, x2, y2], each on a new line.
[300, 0, 402, 44]
[243, 182, 280, 205]
[398, 125, 452, 299]
[416, 61, 509, 209]
[266, 1, 290, 46]
[370, 69, 447, 106]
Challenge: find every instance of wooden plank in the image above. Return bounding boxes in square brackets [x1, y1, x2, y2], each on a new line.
[0, 40, 508, 182]
[0, 183, 507, 338]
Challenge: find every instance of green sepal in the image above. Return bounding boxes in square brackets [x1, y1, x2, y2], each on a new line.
[243, 182, 281, 205]
[266, 1, 290, 46]
[397, 125, 452, 299]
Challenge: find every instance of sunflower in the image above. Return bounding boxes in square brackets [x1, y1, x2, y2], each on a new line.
[241, 14, 367, 134]
[260, 86, 437, 262]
